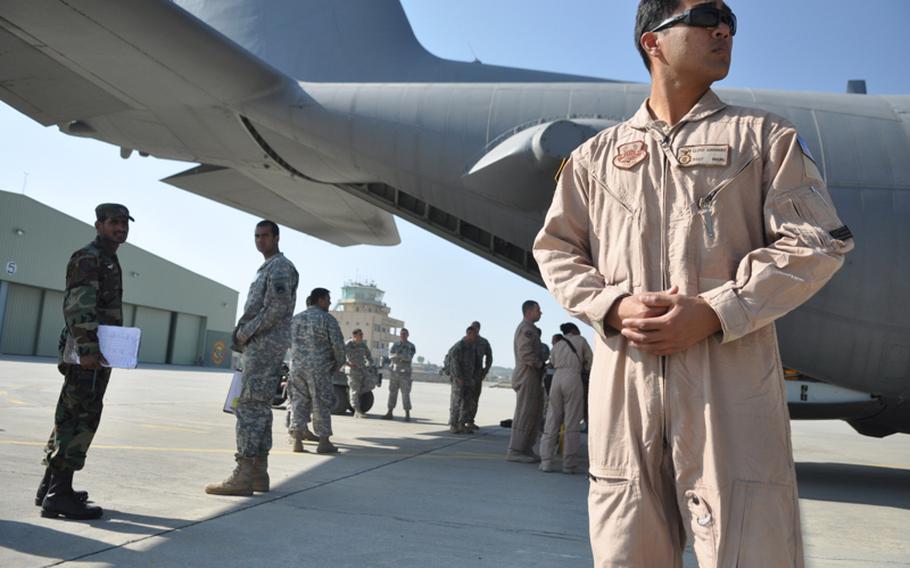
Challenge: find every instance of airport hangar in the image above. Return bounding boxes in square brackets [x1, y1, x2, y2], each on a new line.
[0, 190, 238, 368]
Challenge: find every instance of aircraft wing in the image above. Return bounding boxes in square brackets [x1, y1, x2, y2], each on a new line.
[163, 165, 400, 247]
[0, 0, 400, 245]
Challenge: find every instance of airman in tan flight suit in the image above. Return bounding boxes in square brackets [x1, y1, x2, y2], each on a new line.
[533, 1, 853, 566]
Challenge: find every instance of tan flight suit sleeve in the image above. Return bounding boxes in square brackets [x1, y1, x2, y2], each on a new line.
[699, 127, 854, 343]
[517, 327, 543, 369]
[533, 149, 630, 340]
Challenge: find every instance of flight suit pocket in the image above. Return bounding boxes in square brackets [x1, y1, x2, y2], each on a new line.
[684, 489, 718, 566]
[724, 481, 801, 567]
[788, 186, 849, 251]
[591, 173, 642, 288]
[588, 475, 639, 560]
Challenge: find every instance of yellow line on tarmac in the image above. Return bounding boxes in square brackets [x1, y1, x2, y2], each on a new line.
[0, 440, 505, 460]
[0, 390, 26, 405]
[140, 423, 210, 434]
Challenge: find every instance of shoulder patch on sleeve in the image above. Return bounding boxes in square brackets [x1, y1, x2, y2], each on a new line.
[554, 157, 569, 182]
[797, 135, 815, 163]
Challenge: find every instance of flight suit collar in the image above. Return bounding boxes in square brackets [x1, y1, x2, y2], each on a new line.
[628, 89, 727, 132]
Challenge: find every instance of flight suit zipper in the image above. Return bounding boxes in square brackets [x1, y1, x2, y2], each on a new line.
[656, 129, 676, 449]
[697, 156, 756, 240]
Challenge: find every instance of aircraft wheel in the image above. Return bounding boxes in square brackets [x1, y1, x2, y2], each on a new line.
[359, 391, 374, 413]
[332, 385, 350, 415]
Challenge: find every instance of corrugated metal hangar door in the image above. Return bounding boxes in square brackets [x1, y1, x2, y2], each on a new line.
[35, 290, 64, 357]
[0, 283, 41, 355]
[171, 313, 203, 365]
[135, 306, 169, 364]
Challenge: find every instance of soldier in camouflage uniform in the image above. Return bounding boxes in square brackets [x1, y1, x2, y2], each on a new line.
[463, 321, 492, 431]
[38, 203, 133, 520]
[447, 326, 481, 434]
[206, 220, 298, 496]
[344, 329, 374, 418]
[382, 328, 416, 421]
[287, 288, 345, 454]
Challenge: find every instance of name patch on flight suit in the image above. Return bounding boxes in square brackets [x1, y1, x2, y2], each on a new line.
[613, 141, 648, 169]
[677, 145, 729, 167]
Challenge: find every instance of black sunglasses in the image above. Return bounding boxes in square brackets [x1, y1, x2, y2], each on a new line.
[649, 3, 737, 36]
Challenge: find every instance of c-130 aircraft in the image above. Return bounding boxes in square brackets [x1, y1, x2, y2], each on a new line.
[0, 0, 907, 437]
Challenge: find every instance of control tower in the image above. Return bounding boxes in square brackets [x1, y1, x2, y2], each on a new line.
[331, 280, 404, 359]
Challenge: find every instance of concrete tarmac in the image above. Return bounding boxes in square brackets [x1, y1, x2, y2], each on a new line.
[0, 358, 908, 567]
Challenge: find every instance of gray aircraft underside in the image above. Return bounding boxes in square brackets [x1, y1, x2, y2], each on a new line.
[1, 0, 908, 436]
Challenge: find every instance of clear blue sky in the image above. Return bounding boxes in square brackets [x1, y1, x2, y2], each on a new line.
[1, 0, 908, 367]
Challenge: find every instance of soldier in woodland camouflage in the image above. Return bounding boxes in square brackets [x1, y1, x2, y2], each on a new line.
[344, 329, 374, 418]
[447, 326, 481, 434]
[288, 288, 344, 454]
[206, 220, 298, 496]
[38, 203, 133, 520]
[383, 328, 416, 421]
[464, 321, 492, 431]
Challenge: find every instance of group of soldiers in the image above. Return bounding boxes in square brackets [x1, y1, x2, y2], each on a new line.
[39, 213, 420, 519]
[204, 220, 417, 496]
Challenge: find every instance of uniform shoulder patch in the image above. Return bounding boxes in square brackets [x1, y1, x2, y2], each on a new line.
[797, 135, 815, 163]
[613, 141, 648, 169]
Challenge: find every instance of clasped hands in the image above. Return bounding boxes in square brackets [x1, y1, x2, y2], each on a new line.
[605, 286, 722, 356]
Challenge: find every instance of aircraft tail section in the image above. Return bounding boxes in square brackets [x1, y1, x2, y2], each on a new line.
[175, 0, 605, 83]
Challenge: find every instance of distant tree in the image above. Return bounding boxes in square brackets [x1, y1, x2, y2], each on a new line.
[417, 356, 425, 365]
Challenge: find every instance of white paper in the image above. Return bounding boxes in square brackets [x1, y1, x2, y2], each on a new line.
[223, 371, 243, 414]
[97, 325, 141, 369]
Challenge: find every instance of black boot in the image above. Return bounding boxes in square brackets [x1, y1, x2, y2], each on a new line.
[41, 470, 103, 520]
[35, 467, 89, 506]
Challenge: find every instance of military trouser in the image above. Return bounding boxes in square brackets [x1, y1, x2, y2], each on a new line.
[539, 370, 584, 469]
[508, 369, 543, 454]
[448, 377, 476, 427]
[347, 368, 367, 411]
[236, 336, 287, 458]
[465, 377, 483, 423]
[287, 370, 334, 437]
[43, 365, 111, 472]
[387, 367, 413, 411]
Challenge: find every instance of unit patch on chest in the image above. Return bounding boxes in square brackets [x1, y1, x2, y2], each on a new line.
[677, 144, 729, 167]
[613, 141, 648, 169]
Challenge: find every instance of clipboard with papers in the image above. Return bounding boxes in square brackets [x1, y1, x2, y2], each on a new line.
[63, 325, 142, 369]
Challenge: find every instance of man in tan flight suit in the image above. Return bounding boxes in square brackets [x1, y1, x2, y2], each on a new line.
[506, 300, 546, 463]
[533, 1, 854, 566]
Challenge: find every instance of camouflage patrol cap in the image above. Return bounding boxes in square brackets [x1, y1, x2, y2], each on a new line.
[95, 203, 135, 222]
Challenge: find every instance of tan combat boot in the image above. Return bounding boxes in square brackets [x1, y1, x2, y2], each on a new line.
[300, 428, 319, 442]
[289, 430, 306, 453]
[204, 457, 255, 496]
[252, 455, 269, 492]
[316, 436, 339, 454]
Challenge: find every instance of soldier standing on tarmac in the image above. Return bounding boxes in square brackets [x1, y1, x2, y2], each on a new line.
[506, 300, 545, 463]
[38, 203, 133, 520]
[463, 321, 492, 431]
[287, 288, 344, 454]
[383, 328, 416, 421]
[446, 326, 481, 434]
[345, 329, 374, 418]
[206, 220, 298, 496]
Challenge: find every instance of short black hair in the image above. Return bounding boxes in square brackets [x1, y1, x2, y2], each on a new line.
[521, 300, 539, 315]
[308, 287, 330, 305]
[466, 326, 476, 334]
[635, 0, 683, 72]
[470, 320, 481, 329]
[256, 219, 279, 236]
[401, 328, 409, 334]
[352, 328, 363, 335]
[560, 322, 581, 335]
